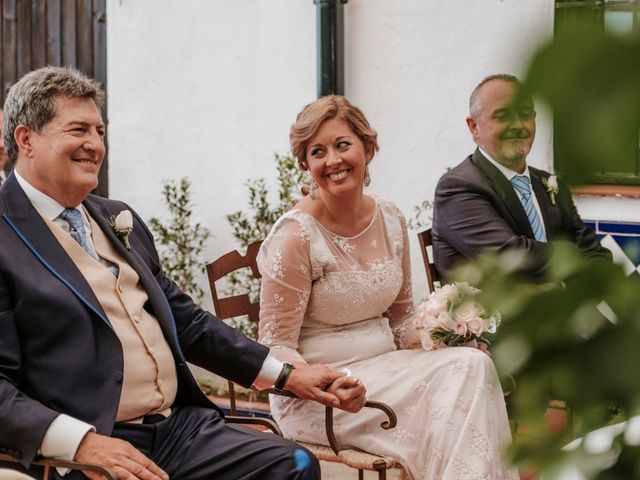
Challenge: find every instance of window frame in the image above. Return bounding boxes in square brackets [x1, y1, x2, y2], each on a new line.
[555, 0, 640, 194]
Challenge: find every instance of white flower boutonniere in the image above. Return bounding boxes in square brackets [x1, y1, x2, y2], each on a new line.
[542, 173, 559, 205]
[110, 210, 133, 249]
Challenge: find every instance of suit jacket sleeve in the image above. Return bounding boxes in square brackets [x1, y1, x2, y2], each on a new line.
[555, 175, 612, 261]
[433, 171, 551, 280]
[127, 207, 270, 388]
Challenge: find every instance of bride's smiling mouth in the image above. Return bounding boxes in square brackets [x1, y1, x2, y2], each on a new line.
[326, 168, 352, 181]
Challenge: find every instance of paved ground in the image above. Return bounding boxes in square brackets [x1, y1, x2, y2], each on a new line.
[320, 461, 402, 479]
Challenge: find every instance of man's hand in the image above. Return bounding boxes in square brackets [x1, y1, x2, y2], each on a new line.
[325, 376, 367, 413]
[283, 364, 344, 408]
[75, 432, 169, 480]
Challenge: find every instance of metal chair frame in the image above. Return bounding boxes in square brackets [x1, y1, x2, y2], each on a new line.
[206, 240, 402, 479]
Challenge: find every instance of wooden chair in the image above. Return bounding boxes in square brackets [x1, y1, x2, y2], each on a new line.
[0, 455, 115, 480]
[417, 228, 440, 293]
[206, 240, 402, 480]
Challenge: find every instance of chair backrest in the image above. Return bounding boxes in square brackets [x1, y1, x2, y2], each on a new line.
[205, 240, 264, 415]
[417, 228, 439, 293]
[205, 240, 263, 323]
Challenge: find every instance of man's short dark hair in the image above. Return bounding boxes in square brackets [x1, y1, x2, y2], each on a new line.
[469, 73, 522, 118]
[2, 66, 105, 164]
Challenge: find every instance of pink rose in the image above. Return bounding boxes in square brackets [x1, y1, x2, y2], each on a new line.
[455, 321, 468, 335]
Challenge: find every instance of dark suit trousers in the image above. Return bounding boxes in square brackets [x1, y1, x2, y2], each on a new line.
[104, 407, 320, 480]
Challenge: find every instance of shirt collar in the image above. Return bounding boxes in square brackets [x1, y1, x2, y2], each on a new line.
[479, 148, 531, 182]
[14, 170, 88, 225]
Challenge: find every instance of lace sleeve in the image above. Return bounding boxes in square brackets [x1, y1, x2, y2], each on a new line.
[386, 208, 422, 349]
[257, 217, 311, 364]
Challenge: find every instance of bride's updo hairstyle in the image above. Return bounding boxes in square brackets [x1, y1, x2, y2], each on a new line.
[290, 95, 379, 171]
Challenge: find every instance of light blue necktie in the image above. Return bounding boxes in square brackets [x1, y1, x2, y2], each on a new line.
[59, 208, 119, 276]
[59, 208, 99, 259]
[510, 175, 547, 242]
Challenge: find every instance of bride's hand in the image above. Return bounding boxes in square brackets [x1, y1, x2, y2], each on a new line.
[325, 376, 367, 413]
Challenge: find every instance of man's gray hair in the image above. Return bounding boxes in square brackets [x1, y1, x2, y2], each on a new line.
[468, 73, 522, 118]
[2, 66, 105, 164]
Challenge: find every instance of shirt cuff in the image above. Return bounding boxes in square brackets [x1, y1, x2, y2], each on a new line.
[40, 414, 95, 476]
[253, 353, 283, 390]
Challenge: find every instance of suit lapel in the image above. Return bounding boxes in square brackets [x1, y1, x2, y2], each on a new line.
[471, 150, 534, 237]
[530, 169, 561, 238]
[1, 174, 110, 326]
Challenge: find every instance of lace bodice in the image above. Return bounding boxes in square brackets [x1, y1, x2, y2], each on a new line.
[258, 197, 420, 365]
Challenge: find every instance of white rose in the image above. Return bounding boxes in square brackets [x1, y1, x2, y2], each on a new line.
[547, 174, 558, 190]
[424, 296, 447, 315]
[114, 210, 133, 233]
[453, 301, 482, 323]
[439, 284, 459, 302]
[436, 311, 455, 331]
[467, 317, 484, 336]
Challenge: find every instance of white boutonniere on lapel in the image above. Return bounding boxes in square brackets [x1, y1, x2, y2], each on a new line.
[542, 173, 559, 205]
[109, 210, 133, 249]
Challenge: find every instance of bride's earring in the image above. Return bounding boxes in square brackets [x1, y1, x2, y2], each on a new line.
[364, 164, 371, 187]
[310, 180, 319, 200]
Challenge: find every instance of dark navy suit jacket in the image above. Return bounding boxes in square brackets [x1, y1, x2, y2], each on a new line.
[0, 172, 268, 470]
[432, 149, 611, 281]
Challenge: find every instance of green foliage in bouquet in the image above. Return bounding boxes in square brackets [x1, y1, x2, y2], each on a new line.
[149, 178, 210, 302]
[225, 153, 310, 338]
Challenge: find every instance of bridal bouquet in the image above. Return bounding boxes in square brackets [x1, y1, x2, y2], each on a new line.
[415, 282, 501, 351]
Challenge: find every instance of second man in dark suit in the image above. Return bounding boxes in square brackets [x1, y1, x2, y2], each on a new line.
[432, 74, 610, 281]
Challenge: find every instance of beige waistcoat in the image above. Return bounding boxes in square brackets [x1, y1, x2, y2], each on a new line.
[45, 212, 178, 422]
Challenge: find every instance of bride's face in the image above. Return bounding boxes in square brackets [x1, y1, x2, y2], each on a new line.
[305, 118, 371, 199]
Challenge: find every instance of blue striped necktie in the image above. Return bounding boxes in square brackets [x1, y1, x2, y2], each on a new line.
[59, 208, 99, 259]
[510, 175, 547, 242]
[59, 208, 119, 276]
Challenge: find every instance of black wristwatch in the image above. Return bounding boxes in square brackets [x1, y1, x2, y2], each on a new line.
[273, 362, 295, 393]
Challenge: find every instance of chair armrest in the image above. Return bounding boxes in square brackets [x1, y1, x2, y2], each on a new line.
[266, 389, 398, 455]
[226, 415, 283, 436]
[0, 454, 115, 480]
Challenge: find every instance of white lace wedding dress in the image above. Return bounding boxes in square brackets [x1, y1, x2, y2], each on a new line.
[257, 197, 518, 480]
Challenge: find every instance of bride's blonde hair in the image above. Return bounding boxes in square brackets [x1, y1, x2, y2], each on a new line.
[290, 95, 379, 171]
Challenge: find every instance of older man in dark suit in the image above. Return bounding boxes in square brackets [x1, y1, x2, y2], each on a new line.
[432, 74, 611, 281]
[0, 67, 363, 480]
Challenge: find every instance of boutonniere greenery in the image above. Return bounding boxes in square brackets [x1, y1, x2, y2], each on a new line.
[109, 210, 133, 249]
[542, 173, 559, 205]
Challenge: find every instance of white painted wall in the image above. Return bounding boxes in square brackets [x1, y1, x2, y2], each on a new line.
[106, 0, 634, 303]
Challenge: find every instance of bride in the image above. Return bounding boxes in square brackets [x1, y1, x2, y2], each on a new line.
[257, 95, 518, 480]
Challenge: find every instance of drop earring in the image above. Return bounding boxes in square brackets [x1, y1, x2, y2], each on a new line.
[310, 181, 318, 200]
[364, 164, 371, 187]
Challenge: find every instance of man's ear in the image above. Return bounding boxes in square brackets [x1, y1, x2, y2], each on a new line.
[14, 125, 33, 156]
[466, 116, 479, 141]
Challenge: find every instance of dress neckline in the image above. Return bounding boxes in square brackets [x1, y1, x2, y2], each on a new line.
[293, 198, 380, 240]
